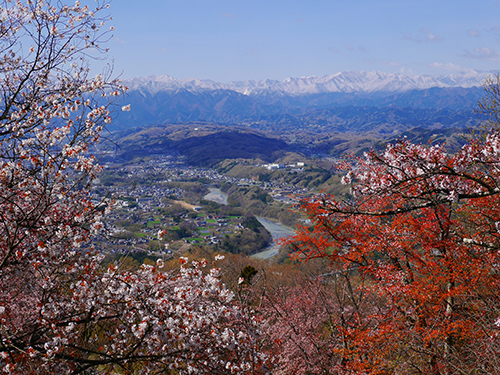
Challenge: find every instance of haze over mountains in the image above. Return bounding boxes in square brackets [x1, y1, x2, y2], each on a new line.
[125, 70, 493, 95]
[112, 70, 493, 132]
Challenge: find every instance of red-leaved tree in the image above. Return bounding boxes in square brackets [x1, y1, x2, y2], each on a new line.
[288, 109, 500, 373]
[0, 1, 267, 374]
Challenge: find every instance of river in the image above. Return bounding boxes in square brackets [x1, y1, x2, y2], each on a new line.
[203, 188, 228, 205]
[251, 217, 295, 260]
[203, 188, 294, 260]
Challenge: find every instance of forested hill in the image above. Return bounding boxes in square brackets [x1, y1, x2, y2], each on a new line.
[111, 86, 483, 132]
[111, 127, 289, 167]
[107, 122, 473, 168]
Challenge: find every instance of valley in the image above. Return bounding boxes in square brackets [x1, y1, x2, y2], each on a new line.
[5, 1, 500, 371]
[94, 72, 488, 266]
[91, 150, 343, 265]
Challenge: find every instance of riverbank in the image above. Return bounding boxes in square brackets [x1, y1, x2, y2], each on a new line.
[251, 217, 295, 260]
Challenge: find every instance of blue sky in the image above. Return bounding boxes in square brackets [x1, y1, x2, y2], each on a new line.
[106, 0, 500, 82]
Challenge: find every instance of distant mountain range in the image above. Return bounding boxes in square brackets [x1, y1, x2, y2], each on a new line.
[110, 70, 495, 131]
[125, 70, 494, 95]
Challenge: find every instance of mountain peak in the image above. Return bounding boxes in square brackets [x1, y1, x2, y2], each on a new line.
[125, 70, 494, 96]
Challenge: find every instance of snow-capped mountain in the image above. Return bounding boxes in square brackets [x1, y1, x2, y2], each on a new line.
[125, 75, 227, 95]
[125, 70, 494, 96]
[112, 70, 492, 132]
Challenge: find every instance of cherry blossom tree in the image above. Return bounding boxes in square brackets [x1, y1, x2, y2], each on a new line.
[288, 107, 500, 373]
[0, 1, 267, 373]
[2, 256, 267, 374]
[262, 272, 379, 375]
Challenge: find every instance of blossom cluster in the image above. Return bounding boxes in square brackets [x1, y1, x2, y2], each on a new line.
[0, 257, 262, 374]
[0, 3, 266, 372]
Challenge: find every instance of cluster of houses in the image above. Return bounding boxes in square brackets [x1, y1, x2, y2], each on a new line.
[261, 162, 305, 171]
[91, 155, 314, 255]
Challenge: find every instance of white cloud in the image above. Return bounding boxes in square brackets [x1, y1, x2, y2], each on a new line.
[401, 28, 444, 43]
[343, 44, 366, 52]
[401, 32, 419, 42]
[461, 47, 500, 60]
[380, 60, 401, 67]
[421, 27, 444, 43]
[468, 29, 480, 37]
[429, 62, 467, 71]
[398, 67, 415, 75]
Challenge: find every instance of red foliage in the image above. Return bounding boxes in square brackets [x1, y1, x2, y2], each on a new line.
[287, 134, 500, 373]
